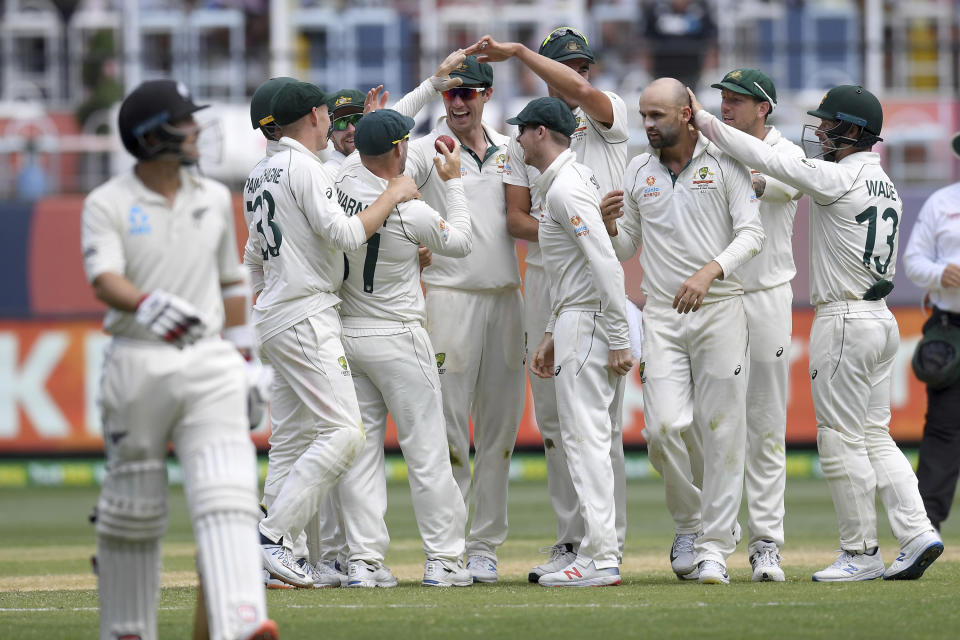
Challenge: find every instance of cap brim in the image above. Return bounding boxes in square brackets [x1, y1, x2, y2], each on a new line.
[806, 108, 833, 121]
[505, 116, 524, 125]
[711, 81, 755, 97]
[547, 51, 594, 63]
[951, 133, 960, 160]
[331, 105, 364, 118]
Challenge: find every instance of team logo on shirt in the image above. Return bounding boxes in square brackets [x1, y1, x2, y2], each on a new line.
[435, 353, 446, 374]
[496, 153, 506, 174]
[571, 115, 587, 140]
[439, 219, 449, 242]
[646, 176, 656, 186]
[570, 215, 589, 237]
[191, 207, 207, 227]
[128, 206, 152, 236]
[800, 159, 817, 169]
[337, 356, 350, 375]
[692, 166, 717, 190]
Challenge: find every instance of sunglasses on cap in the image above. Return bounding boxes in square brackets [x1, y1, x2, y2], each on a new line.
[331, 113, 363, 131]
[541, 26, 589, 47]
[392, 132, 411, 145]
[442, 87, 487, 101]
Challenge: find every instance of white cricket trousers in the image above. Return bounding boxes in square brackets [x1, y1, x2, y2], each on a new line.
[552, 309, 621, 569]
[524, 265, 627, 553]
[742, 283, 791, 551]
[810, 300, 933, 551]
[97, 338, 265, 640]
[425, 285, 526, 559]
[337, 319, 467, 563]
[258, 309, 365, 548]
[641, 297, 748, 564]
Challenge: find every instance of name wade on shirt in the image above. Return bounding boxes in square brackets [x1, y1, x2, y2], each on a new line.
[865, 179, 898, 202]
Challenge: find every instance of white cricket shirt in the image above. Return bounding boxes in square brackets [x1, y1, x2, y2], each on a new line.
[502, 90, 629, 268]
[613, 133, 764, 306]
[904, 182, 960, 313]
[405, 119, 521, 290]
[243, 136, 367, 342]
[736, 126, 804, 293]
[334, 162, 472, 323]
[82, 168, 244, 341]
[536, 148, 630, 349]
[695, 109, 902, 306]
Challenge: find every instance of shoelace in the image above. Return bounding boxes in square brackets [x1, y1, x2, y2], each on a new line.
[538, 544, 568, 561]
[673, 534, 696, 555]
[755, 547, 780, 567]
[275, 547, 302, 572]
[827, 551, 856, 568]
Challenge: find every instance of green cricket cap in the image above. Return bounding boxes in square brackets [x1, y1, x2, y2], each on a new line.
[327, 89, 366, 118]
[538, 26, 595, 63]
[711, 68, 777, 110]
[807, 85, 883, 136]
[250, 76, 298, 129]
[354, 109, 416, 155]
[269, 81, 327, 127]
[450, 55, 494, 88]
[506, 96, 577, 137]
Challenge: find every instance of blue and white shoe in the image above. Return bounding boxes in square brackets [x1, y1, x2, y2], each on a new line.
[346, 560, 398, 588]
[466, 555, 498, 583]
[884, 531, 944, 580]
[423, 558, 472, 587]
[812, 550, 884, 582]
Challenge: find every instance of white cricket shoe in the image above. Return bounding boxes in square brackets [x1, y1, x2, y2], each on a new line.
[261, 542, 313, 588]
[750, 541, 785, 582]
[812, 550, 884, 582]
[466, 555, 498, 583]
[884, 530, 944, 580]
[298, 558, 342, 588]
[422, 558, 473, 587]
[319, 560, 349, 587]
[346, 560, 398, 588]
[698, 560, 730, 585]
[670, 532, 699, 579]
[528, 543, 577, 583]
[539, 560, 621, 587]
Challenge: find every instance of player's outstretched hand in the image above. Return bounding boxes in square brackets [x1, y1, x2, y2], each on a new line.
[686, 87, 704, 121]
[364, 85, 389, 114]
[465, 35, 518, 63]
[431, 49, 466, 92]
[385, 175, 420, 203]
[608, 348, 634, 377]
[135, 289, 208, 348]
[433, 136, 462, 181]
[530, 333, 556, 379]
[673, 261, 724, 314]
[600, 190, 625, 236]
[418, 245, 432, 270]
[245, 360, 273, 430]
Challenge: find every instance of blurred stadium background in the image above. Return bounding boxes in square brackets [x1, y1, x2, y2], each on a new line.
[1, 0, 959, 471]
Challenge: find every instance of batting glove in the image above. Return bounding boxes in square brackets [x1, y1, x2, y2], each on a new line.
[135, 289, 208, 348]
[245, 360, 273, 430]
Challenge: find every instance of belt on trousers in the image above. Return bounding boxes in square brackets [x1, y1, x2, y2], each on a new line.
[815, 299, 888, 317]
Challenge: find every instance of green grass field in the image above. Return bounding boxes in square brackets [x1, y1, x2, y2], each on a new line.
[2, 472, 959, 639]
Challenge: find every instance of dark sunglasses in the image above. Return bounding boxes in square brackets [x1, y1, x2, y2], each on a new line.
[331, 113, 363, 131]
[518, 123, 541, 135]
[442, 87, 486, 102]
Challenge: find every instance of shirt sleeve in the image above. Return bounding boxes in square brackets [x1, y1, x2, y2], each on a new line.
[549, 183, 630, 350]
[903, 192, 946, 290]
[502, 136, 530, 188]
[756, 139, 805, 204]
[243, 226, 265, 294]
[401, 179, 473, 258]
[296, 162, 366, 251]
[610, 163, 643, 262]
[695, 109, 852, 204]
[588, 91, 629, 142]
[81, 191, 125, 283]
[213, 183, 245, 284]
[712, 154, 764, 278]
[390, 78, 438, 120]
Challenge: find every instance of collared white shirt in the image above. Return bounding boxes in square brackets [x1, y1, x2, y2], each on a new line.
[904, 182, 960, 312]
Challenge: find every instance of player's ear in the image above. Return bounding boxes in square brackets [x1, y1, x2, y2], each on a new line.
[483, 86, 494, 101]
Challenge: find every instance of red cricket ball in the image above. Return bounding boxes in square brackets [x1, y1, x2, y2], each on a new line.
[435, 135, 455, 154]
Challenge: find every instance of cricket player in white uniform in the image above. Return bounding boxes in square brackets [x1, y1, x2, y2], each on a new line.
[84, 80, 276, 640]
[707, 68, 803, 582]
[332, 110, 473, 588]
[402, 56, 525, 582]
[466, 28, 631, 580]
[513, 97, 633, 587]
[244, 81, 419, 588]
[603, 78, 764, 584]
[690, 84, 944, 581]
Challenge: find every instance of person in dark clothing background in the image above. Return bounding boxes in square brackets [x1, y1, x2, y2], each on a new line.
[644, 0, 717, 89]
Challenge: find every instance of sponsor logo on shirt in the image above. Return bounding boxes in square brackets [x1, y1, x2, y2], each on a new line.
[643, 186, 661, 198]
[439, 219, 449, 242]
[496, 153, 506, 174]
[800, 158, 817, 169]
[646, 176, 656, 186]
[128, 206, 152, 236]
[570, 215, 589, 237]
[337, 356, 350, 376]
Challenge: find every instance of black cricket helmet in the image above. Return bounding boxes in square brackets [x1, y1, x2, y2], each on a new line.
[118, 80, 208, 161]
